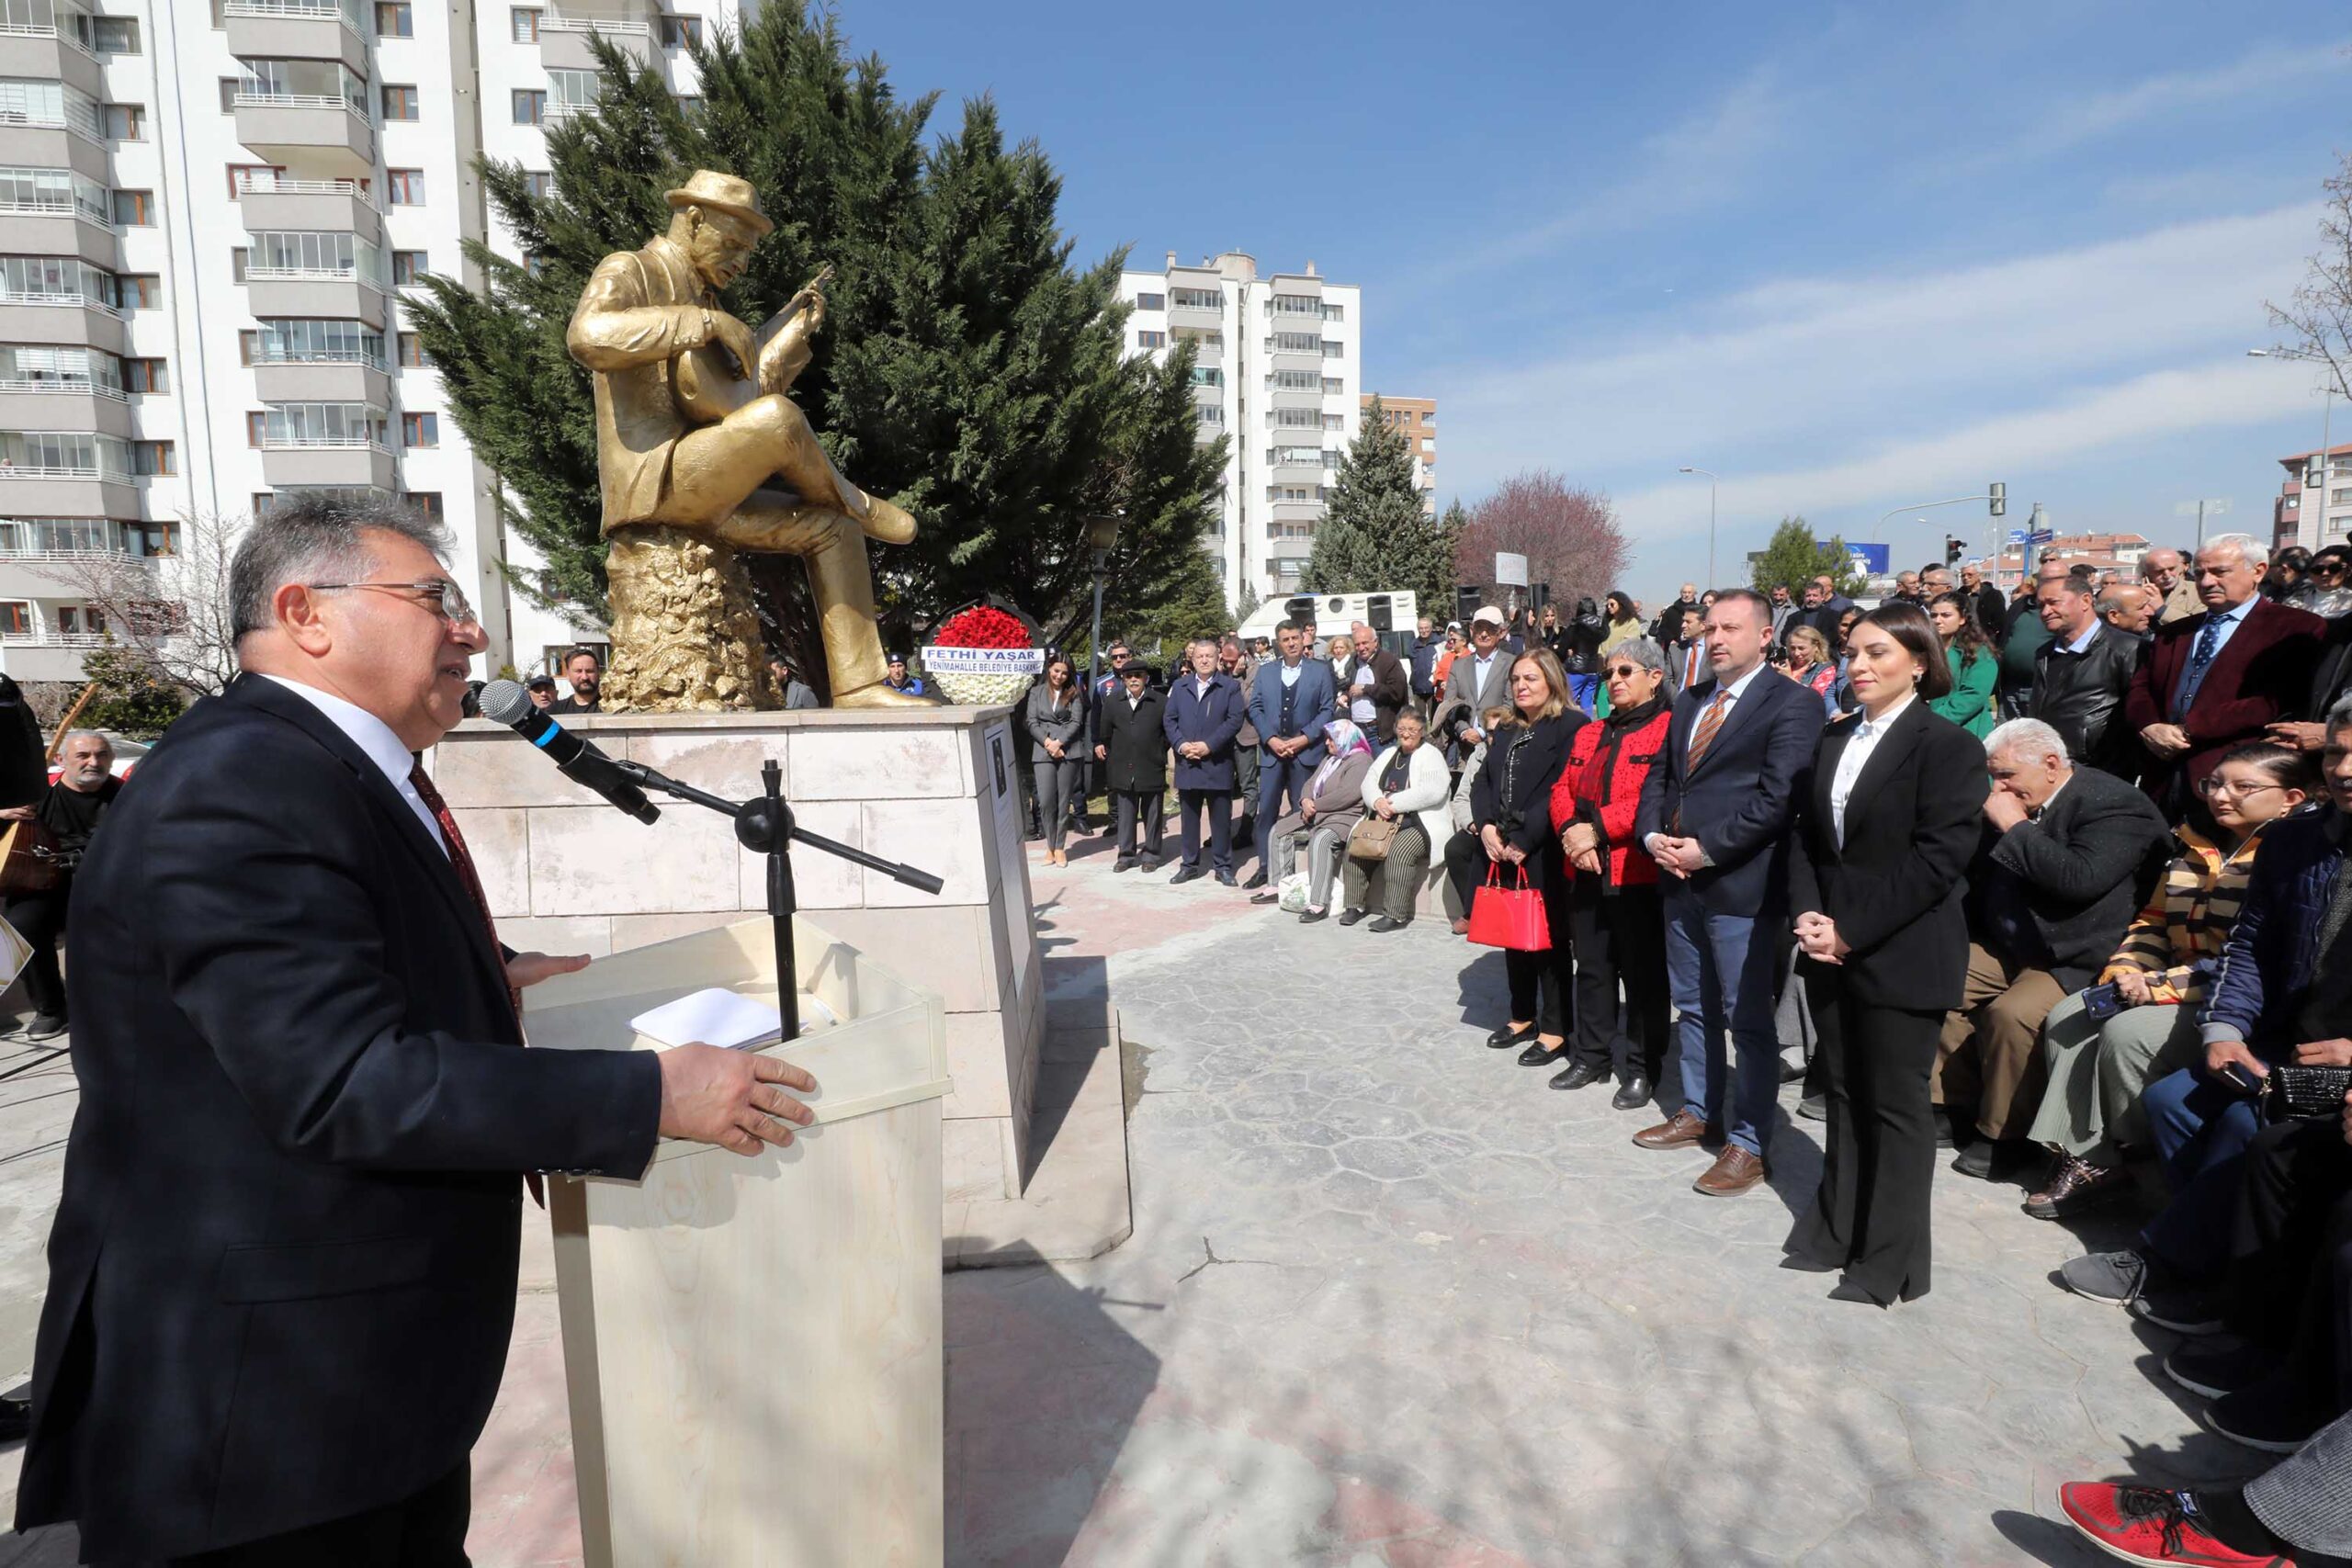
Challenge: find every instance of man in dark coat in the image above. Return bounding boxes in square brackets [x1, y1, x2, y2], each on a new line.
[2029, 571, 2142, 780]
[0, 728, 120, 1040]
[1095, 661, 1170, 872]
[1339, 621, 1410, 743]
[1161, 637, 1246, 886]
[16, 496, 814, 1562]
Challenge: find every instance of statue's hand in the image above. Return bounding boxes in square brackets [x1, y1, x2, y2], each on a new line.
[758, 315, 813, 396]
[708, 309, 759, 380]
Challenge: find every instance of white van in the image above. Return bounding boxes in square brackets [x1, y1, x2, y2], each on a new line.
[1235, 591, 1421, 657]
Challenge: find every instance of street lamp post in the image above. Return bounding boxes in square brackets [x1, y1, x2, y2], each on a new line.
[2248, 348, 2340, 549]
[1678, 466, 1718, 587]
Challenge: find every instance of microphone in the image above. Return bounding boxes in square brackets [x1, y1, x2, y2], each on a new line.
[477, 679, 661, 824]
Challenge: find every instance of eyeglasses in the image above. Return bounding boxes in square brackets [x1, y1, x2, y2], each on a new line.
[307, 578, 480, 627]
[2315, 562, 2347, 578]
[2198, 776, 2287, 800]
[1603, 663, 1646, 679]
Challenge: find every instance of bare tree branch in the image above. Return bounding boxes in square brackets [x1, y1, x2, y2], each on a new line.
[2265, 151, 2352, 402]
[29, 509, 242, 698]
[1454, 470, 1631, 613]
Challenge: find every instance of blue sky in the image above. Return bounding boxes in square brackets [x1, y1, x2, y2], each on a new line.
[838, 0, 2350, 604]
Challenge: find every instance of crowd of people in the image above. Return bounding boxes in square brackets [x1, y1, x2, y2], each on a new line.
[1026, 532, 2352, 1565]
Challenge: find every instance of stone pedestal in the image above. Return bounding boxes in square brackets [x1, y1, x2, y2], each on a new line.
[430, 705, 1046, 1206]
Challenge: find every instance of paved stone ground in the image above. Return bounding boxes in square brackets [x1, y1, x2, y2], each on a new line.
[0, 829, 2327, 1565]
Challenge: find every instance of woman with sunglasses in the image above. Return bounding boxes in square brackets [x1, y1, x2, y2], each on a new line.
[1544, 638, 1675, 1109]
[2020, 741, 2317, 1219]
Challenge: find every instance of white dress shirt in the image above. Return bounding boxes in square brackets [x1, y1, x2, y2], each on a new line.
[1828, 691, 1917, 849]
[258, 673, 447, 855]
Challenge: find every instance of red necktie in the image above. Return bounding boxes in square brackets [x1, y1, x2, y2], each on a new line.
[410, 763, 541, 1204]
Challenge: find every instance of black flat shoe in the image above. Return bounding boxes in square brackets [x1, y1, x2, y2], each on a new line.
[1250, 890, 1280, 905]
[1368, 916, 1408, 932]
[1518, 1039, 1566, 1066]
[1298, 908, 1329, 924]
[1241, 870, 1269, 890]
[1611, 1075, 1652, 1111]
[1797, 1092, 1826, 1122]
[1169, 866, 1204, 885]
[1337, 908, 1368, 927]
[1778, 1253, 1838, 1274]
[1828, 1278, 1890, 1309]
[1487, 1022, 1535, 1048]
[1547, 1060, 1611, 1090]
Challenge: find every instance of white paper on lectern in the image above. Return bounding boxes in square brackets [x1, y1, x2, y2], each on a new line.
[629, 987, 782, 1051]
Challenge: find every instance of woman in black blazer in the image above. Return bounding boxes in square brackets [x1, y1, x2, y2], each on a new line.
[1469, 649, 1586, 1057]
[1781, 602, 1988, 1307]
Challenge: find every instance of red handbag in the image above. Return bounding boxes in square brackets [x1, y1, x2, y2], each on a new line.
[1466, 864, 1552, 952]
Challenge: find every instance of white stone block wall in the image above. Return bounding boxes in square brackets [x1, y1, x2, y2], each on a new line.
[430, 706, 1046, 1201]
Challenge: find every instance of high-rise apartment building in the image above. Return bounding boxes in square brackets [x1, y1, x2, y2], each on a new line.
[1362, 393, 1434, 519]
[0, 0, 738, 687]
[1117, 251, 1360, 608]
[2273, 440, 2352, 554]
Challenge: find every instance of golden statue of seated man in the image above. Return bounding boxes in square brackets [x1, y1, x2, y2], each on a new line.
[564, 169, 932, 710]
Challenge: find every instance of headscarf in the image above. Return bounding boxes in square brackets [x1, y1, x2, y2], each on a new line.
[1306, 718, 1374, 797]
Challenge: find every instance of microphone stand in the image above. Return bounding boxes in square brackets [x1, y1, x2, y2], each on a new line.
[612, 757, 944, 1040]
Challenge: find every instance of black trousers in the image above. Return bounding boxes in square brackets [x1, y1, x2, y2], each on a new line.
[1442, 826, 1482, 922]
[2226, 1115, 2352, 1420]
[1499, 852, 1576, 1037]
[1112, 789, 1163, 861]
[161, 1461, 470, 1566]
[1174, 787, 1233, 873]
[1566, 880, 1671, 1093]
[1785, 970, 1940, 1305]
[5, 876, 70, 1018]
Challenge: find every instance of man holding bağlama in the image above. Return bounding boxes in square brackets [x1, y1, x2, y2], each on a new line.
[16, 496, 815, 1562]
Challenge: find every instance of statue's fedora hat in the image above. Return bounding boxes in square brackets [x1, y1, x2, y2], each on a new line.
[663, 170, 773, 235]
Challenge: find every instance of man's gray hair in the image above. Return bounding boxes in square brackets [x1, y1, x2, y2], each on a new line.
[2201, 532, 2267, 570]
[1985, 716, 2069, 764]
[230, 493, 454, 641]
[1610, 636, 1668, 675]
[2327, 691, 2352, 739]
[59, 728, 111, 754]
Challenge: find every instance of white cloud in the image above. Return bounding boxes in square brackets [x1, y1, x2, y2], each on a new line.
[2018, 42, 2345, 155]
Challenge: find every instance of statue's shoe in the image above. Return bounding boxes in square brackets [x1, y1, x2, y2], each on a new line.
[834, 680, 945, 710]
[853, 492, 918, 547]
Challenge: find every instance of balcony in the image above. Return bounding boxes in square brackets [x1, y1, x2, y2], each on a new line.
[0, 628, 109, 682]
[539, 7, 655, 70]
[0, 378, 132, 438]
[1, 209, 118, 272]
[0, 15, 104, 100]
[225, 0, 369, 73]
[0, 463, 140, 517]
[235, 172, 380, 243]
[0, 544, 146, 599]
[233, 94, 374, 179]
[243, 270, 386, 327]
[253, 356, 389, 405]
[259, 438, 396, 491]
[0, 295, 126, 355]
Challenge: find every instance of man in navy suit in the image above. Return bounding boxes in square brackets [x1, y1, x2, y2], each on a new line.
[1634, 587, 1826, 1197]
[1163, 637, 1247, 886]
[16, 496, 816, 1562]
[1244, 618, 1335, 888]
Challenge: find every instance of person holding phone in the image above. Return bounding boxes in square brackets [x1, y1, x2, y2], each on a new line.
[2022, 742, 2316, 1220]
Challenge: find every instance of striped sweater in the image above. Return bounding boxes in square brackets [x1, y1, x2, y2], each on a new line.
[2098, 818, 2271, 1004]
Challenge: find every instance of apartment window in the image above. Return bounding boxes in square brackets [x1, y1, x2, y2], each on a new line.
[248, 319, 385, 366]
[390, 251, 427, 285]
[381, 85, 418, 121]
[1136, 330, 1166, 349]
[386, 169, 424, 206]
[119, 274, 156, 308]
[409, 490, 441, 521]
[512, 89, 545, 126]
[225, 164, 285, 197]
[91, 17, 139, 54]
[219, 76, 239, 113]
[675, 95, 702, 118]
[1321, 340, 1345, 359]
[546, 68, 598, 113]
[1320, 302, 1345, 322]
[1195, 406, 1223, 426]
[510, 6, 539, 41]
[522, 170, 554, 200]
[401, 412, 437, 447]
[397, 332, 425, 367]
[143, 519, 177, 557]
[0, 167, 111, 224]
[1268, 369, 1317, 390]
[0, 256, 118, 309]
[110, 189, 152, 226]
[1190, 367, 1223, 388]
[1134, 291, 1164, 311]
[0, 603, 24, 637]
[523, 253, 548, 277]
[132, 439, 175, 476]
[102, 103, 145, 141]
[53, 606, 78, 637]
[659, 14, 702, 48]
[1321, 377, 1344, 394]
[1270, 293, 1319, 316]
[376, 2, 413, 37]
[2335, 487, 2352, 506]
[1170, 326, 1221, 347]
[1321, 413, 1344, 431]
[1272, 408, 1318, 428]
[231, 248, 248, 284]
[124, 358, 166, 394]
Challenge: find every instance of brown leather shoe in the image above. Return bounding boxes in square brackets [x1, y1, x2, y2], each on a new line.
[2022, 1154, 2132, 1220]
[1693, 1145, 1767, 1196]
[1633, 1109, 1707, 1150]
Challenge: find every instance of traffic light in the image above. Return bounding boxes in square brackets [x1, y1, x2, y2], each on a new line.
[1945, 536, 1964, 566]
[1988, 482, 2007, 519]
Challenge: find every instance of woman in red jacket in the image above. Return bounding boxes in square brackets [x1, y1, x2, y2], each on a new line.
[1544, 637, 1677, 1111]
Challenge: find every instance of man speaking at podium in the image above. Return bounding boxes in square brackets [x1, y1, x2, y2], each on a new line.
[17, 496, 817, 1563]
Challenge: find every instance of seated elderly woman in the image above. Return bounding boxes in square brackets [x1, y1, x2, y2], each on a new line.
[1261, 716, 1376, 922]
[2022, 740, 2316, 1219]
[1340, 708, 1451, 931]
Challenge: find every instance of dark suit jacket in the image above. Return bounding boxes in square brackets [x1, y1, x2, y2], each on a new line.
[1098, 687, 1170, 793]
[1634, 666, 1824, 916]
[1161, 672, 1246, 791]
[1468, 711, 1584, 895]
[1966, 763, 2172, 991]
[18, 676, 660, 1559]
[1247, 658, 1337, 768]
[1336, 647, 1410, 742]
[1789, 702, 1989, 1010]
[2122, 596, 2325, 797]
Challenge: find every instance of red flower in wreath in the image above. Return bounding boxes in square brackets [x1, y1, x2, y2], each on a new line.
[933, 606, 1034, 649]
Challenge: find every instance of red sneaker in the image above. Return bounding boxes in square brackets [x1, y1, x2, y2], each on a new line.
[2059, 1483, 2294, 1566]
